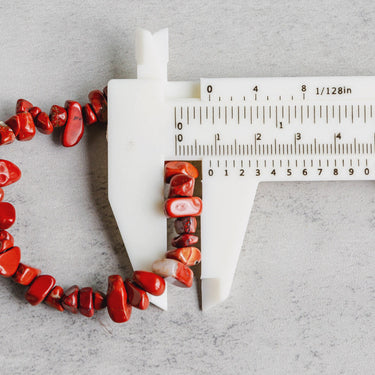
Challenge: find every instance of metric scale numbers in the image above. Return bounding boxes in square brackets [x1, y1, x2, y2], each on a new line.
[174, 76, 375, 183]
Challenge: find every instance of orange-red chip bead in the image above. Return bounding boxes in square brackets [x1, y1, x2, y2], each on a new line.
[16, 99, 33, 113]
[0, 159, 21, 187]
[166, 247, 201, 266]
[0, 202, 16, 230]
[63, 101, 84, 147]
[0, 230, 14, 252]
[106, 275, 132, 323]
[171, 233, 199, 248]
[93, 291, 106, 310]
[168, 174, 195, 197]
[0, 246, 21, 277]
[49, 105, 67, 128]
[62, 285, 79, 314]
[45, 285, 64, 312]
[12, 263, 41, 285]
[164, 161, 199, 182]
[124, 279, 149, 310]
[5, 112, 36, 141]
[88, 90, 107, 123]
[164, 197, 202, 218]
[0, 122, 15, 145]
[25, 275, 56, 306]
[132, 271, 166, 296]
[35, 112, 53, 135]
[79, 287, 94, 318]
[29, 106, 42, 120]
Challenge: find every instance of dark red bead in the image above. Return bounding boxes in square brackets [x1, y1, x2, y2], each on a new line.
[62, 285, 79, 314]
[171, 234, 199, 248]
[35, 112, 53, 135]
[164, 197, 202, 218]
[124, 279, 149, 310]
[107, 275, 132, 323]
[0, 159, 21, 187]
[0, 188, 3, 202]
[0, 202, 16, 230]
[12, 263, 41, 285]
[63, 101, 84, 147]
[79, 287, 94, 318]
[5, 112, 36, 141]
[83, 103, 97, 126]
[49, 105, 67, 128]
[174, 216, 197, 234]
[88, 90, 107, 123]
[16, 99, 33, 113]
[29, 107, 42, 120]
[165, 161, 199, 182]
[0, 230, 14, 252]
[0, 246, 21, 277]
[103, 86, 108, 100]
[25, 275, 56, 305]
[45, 285, 64, 311]
[169, 174, 195, 197]
[132, 271, 166, 296]
[0, 122, 15, 145]
[93, 291, 106, 310]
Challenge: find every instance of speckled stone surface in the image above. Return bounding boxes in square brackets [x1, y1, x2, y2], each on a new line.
[0, 1, 374, 374]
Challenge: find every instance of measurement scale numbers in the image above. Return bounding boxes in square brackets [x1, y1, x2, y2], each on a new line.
[174, 77, 375, 182]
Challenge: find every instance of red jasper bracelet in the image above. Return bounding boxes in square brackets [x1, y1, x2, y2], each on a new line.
[0, 92, 202, 323]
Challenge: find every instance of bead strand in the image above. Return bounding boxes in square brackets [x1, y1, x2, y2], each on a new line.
[0, 87, 108, 147]
[1, 153, 202, 322]
[151, 162, 203, 287]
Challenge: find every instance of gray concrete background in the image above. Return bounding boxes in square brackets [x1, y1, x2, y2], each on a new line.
[0, 1, 374, 374]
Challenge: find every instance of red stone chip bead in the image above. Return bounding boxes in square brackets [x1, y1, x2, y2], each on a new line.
[16, 99, 33, 113]
[0, 230, 14, 252]
[164, 161, 199, 182]
[166, 247, 201, 266]
[88, 90, 107, 123]
[107, 275, 132, 323]
[49, 105, 67, 128]
[174, 216, 197, 234]
[62, 285, 79, 314]
[0, 122, 16, 145]
[12, 263, 41, 285]
[152, 259, 194, 288]
[0, 160, 21, 188]
[0, 246, 21, 277]
[35, 112, 53, 135]
[79, 287, 94, 318]
[63, 101, 84, 147]
[29, 107, 42, 120]
[169, 174, 195, 197]
[124, 279, 149, 310]
[0, 202, 16, 230]
[25, 275, 56, 306]
[0, 188, 3, 202]
[5, 112, 36, 141]
[45, 286, 64, 312]
[103, 86, 108, 99]
[132, 271, 166, 296]
[93, 291, 106, 310]
[165, 197, 202, 218]
[171, 233, 199, 248]
[0, 160, 21, 187]
[83, 103, 98, 126]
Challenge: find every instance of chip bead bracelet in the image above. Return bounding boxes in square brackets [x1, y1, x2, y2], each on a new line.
[0, 91, 203, 323]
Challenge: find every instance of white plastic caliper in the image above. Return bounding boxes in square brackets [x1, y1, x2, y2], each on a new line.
[108, 28, 375, 310]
